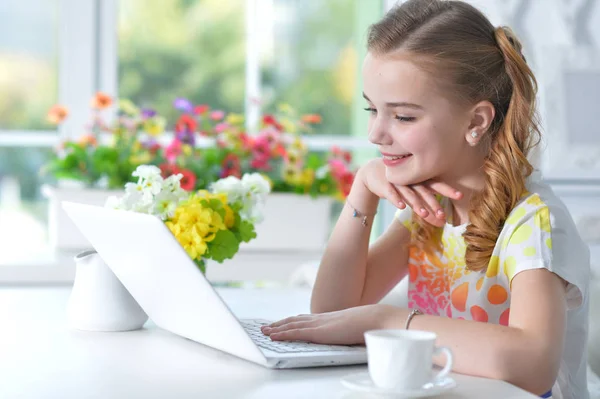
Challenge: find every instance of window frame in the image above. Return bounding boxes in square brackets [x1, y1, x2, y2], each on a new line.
[0, 0, 384, 284]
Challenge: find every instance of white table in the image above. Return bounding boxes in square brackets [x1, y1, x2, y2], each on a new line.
[0, 286, 537, 399]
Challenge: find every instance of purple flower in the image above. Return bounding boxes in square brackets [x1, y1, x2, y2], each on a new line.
[173, 98, 193, 113]
[141, 108, 157, 119]
[176, 130, 196, 146]
[142, 139, 158, 149]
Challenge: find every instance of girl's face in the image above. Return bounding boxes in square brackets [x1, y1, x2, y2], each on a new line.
[362, 52, 481, 186]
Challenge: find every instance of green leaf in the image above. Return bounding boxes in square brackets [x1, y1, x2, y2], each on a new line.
[194, 258, 206, 274]
[237, 220, 256, 243]
[206, 229, 239, 263]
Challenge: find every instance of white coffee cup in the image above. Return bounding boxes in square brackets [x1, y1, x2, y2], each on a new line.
[364, 329, 453, 390]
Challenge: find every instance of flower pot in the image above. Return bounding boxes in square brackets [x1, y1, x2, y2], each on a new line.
[67, 249, 148, 331]
[42, 184, 123, 250]
[242, 193, 333, 252]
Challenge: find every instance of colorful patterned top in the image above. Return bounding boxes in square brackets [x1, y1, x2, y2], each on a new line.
[395, 173, 590, 399]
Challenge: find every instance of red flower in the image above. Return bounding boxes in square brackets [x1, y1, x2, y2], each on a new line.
[175, 114, 197, 133]
[165, 139, 182, 162]
[178, 168, 197, 191]
[159, 163, 179, 179]
[91, 92, 112, 110]
[148, 143, 161, 154]
[47, 105, 69, 124]
[193, 104, 210, 115]
[301, 114, 322, 124]
[337, 171, 354, 198]
[262, 115, 277, 126]
[221, 154, 242, 178]
[250, 155, 271, 171]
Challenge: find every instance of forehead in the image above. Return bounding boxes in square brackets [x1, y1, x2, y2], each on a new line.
[362, 52, 439, 103]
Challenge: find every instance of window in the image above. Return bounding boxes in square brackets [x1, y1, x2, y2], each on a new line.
[258, 0, 358, 136]
[118, 0, 247, 123]
[0, 0, 384, 282]
[0, 0, 59, 266]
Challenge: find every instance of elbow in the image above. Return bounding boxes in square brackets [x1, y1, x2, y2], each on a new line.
[493, 343, 559, 396]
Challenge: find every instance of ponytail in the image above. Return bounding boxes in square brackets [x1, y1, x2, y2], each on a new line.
[463, 26, 541, 271]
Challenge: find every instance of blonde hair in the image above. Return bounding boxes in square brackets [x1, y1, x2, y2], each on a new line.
[367, 0, 540, 271]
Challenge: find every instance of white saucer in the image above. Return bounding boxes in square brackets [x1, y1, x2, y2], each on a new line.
[340, 372, 457, 397]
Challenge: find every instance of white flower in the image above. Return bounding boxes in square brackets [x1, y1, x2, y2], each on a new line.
[105, 196, 123, 210]
[132, 165, 162, 180]
[241, 173, 271, 196]
[210, 176, 244, 203]
[315, 165, 329, 179]
[153, 192, 180, 220]
[105, 164, 188, 218]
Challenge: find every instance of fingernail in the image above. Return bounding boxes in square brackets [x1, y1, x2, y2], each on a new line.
[420, 208, 427, 215]
[398, 202, 405, 209]
[436, 210, 445, 218]
[263, 327, 272, 332]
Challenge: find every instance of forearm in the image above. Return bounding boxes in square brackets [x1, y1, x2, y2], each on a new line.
[381, 307, 559, 396]
[310, 181, 379, 313]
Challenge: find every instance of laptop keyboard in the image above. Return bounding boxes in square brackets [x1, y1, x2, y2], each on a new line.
[241, 319, 359, 354]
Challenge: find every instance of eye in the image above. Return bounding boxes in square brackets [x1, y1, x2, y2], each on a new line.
[363, 107, 377, 114]
[395, 116, 416, 122]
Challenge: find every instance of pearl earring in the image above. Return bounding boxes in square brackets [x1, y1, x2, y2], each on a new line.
[471, 131, 478, 138]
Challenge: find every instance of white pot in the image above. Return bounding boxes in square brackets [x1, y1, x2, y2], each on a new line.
[67, 249, 148, 332]
[42, 184, 123, 250]
[242, 193, 333, 251]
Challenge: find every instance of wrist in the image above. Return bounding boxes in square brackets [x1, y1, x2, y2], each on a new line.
[377, 305, 409, 330]
[347, 179, 379, 216]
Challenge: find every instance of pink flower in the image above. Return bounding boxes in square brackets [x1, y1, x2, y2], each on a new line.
[250, 155, 271, 171]
[165, 139, 182, 162]
[215, 122, 229, 133]
[328, 159, 348, 179]
[210, 110, 225, 121]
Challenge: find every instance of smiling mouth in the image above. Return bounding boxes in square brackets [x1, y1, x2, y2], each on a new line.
[382, 154, 412, 160]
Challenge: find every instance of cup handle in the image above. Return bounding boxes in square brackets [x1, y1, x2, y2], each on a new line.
[432, 346, 453, 381]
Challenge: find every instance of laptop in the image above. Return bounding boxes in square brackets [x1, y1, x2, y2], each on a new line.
[62, 201, 367, 369]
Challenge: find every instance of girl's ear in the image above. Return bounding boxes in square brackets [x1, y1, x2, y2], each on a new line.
[465, 100, 495, 146]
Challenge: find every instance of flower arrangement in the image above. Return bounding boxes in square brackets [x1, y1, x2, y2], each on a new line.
[43, 93, 165, 188]
[43, 93, 356, 201]
[106, 165, 270, 273]
[157, 99, 356, 201]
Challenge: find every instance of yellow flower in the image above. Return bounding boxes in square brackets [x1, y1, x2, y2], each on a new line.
[226, 113, 245, 125]
[166, 196, 231, 261]
[119, 99, 139, 116]
[143, 116, 166, 136]
[278, 103, 293, 114]
[280, 117, 297, 134]
[290, 137, 307, 153]
[129, 153, 152, 165]
[182, 144, 193, 156]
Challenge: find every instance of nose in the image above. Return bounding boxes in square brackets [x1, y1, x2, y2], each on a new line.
[367, 118, 393, 146]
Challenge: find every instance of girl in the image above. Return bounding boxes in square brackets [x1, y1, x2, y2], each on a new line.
[260, 1, 591, 398]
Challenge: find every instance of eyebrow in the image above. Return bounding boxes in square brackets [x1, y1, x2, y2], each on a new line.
[362, 92, 424, 110]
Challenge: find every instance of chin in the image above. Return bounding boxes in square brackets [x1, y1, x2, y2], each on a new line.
[384, 165, 434, 187]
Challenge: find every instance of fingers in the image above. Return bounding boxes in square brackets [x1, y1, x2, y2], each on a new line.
[262, 320, 315, 336]
[424, 181, 462, 200]
[411, 184, 445, 220]
[395, 185, 429, 218]
[384, 184, 406, 209]
[265, 315, 313, 329]
[269, 327, 320, 343]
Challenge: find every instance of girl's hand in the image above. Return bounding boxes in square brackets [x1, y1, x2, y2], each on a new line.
[260, 304, 402, 346]
[357, 159, 463, 228]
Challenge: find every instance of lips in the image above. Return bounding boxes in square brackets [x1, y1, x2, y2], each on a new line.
[380, 152, 412, 160]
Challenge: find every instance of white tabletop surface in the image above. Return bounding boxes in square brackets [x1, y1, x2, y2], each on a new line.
[0, 286, 538, 399]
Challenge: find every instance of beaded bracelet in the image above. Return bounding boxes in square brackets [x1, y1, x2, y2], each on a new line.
[346, 199, 377, 227]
